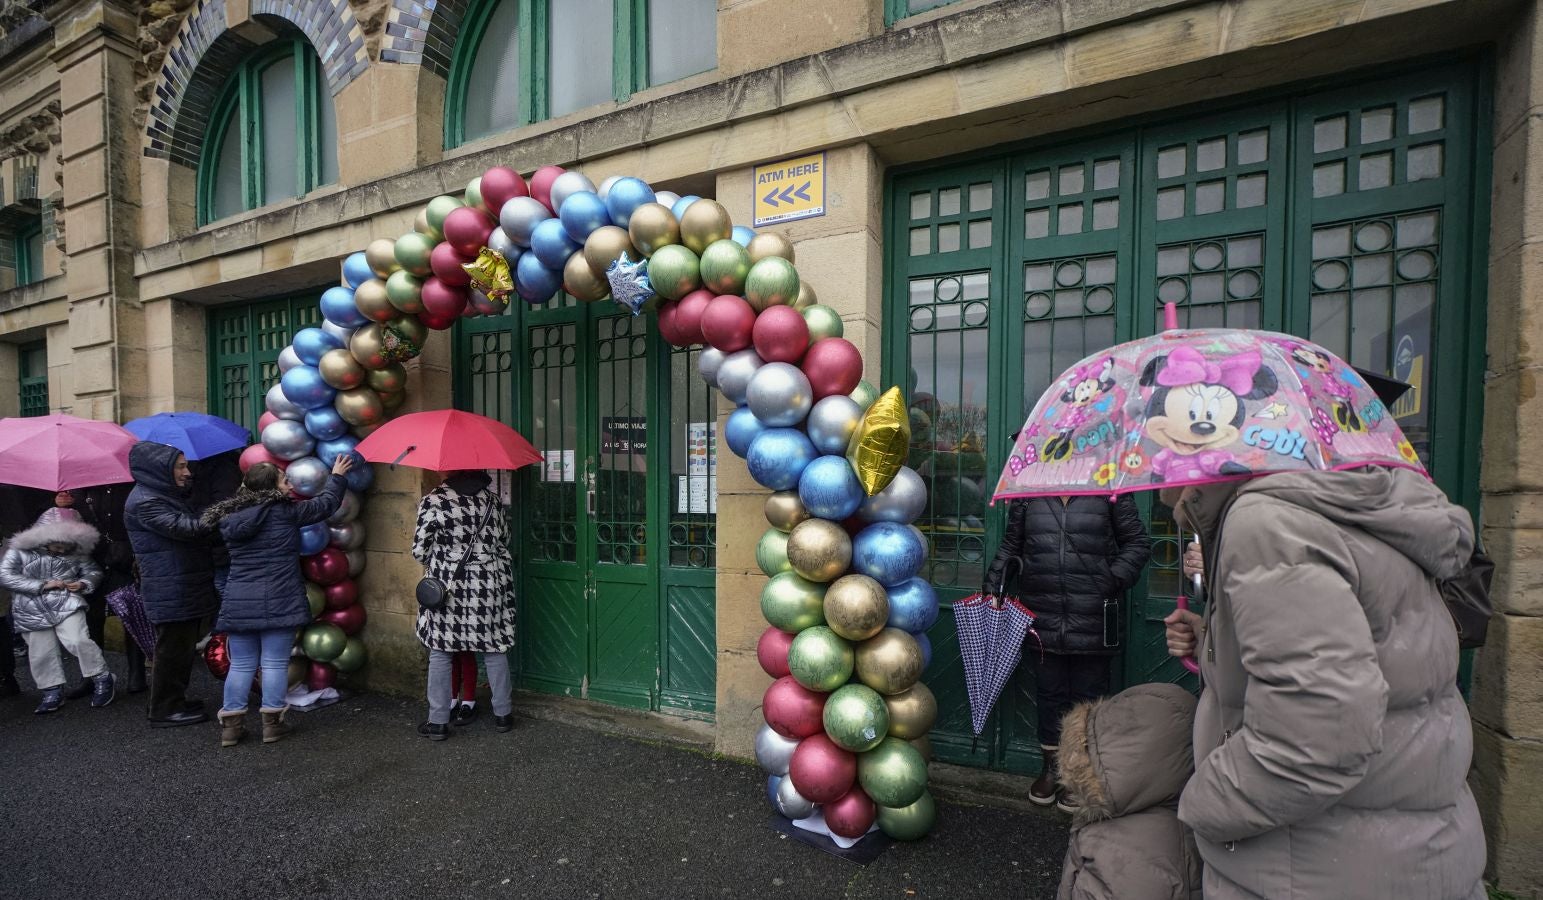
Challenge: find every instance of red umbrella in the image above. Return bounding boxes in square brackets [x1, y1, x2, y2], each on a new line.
[0, 413, 138, 491]
[354, 409, 542, 471]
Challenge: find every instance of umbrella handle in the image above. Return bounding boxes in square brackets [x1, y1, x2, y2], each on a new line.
[1174, 592, 1201, 675]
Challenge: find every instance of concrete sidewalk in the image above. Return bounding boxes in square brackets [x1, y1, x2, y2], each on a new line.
[0, 653, 1070, 899]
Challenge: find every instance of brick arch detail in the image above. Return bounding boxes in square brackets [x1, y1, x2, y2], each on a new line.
[144, 0, 370, 168]
[380, 0, 475, 79]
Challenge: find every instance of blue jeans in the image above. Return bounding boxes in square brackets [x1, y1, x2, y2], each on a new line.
[223, 629, 294, 712]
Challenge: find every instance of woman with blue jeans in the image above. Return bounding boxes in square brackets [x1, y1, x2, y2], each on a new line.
[202, 456, 351, 747]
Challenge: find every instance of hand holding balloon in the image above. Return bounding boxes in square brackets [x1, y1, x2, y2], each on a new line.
[331, 455, 356, 476]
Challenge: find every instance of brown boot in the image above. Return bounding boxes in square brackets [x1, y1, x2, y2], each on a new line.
[1030, 746, 1059, 807]
[260, 707, 293, 744]
[218, 709, 247, 748]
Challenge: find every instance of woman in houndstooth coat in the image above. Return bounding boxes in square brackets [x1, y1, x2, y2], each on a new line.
[412, 470, 517, 740]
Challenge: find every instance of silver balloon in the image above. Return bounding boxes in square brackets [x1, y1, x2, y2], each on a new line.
[277, 346, 304, 374]
[746, 362, 813, 428]
[285, 457, 330, 498]
[346, 549, 366, 577]
[716, 348, 764, 406]
[487, 227, 517, 260]
[261, 419, 315, 462]
[549, 171, 597, 214]
[321, 320, 357, 346]
[329, 521, 365, 551]
[500, 196, 552, 247]
[265, 383, 305, 421]
[859, 466, 928, 524]
[806, 395, 863, 455]
[775, 774, 816, 819]
[327, 490, 362, 525]
[754, 723, 800, 776]
[654, 190, 681, 209]
[597, 175, 622, 200]
[698, 346, 727, 388]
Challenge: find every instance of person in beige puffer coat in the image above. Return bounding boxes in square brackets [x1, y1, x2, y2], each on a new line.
[1056, 682, 1203, 900]
[1163, 466, 1485, 899]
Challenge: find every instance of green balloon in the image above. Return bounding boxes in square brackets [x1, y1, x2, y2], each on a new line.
[760, 572, 827, 633]
[823, 683, 890, 752]
[332, 636, 367, 673]
[789, 626, 855, 693]
[385, 269, 425, 314]
[394, 232, 435, 277]
[698, 239, 752, 295]
[744, 257, 800, 311]
[464, 176, 487, 214]
[802, 304, 844, 344]
[876, 790, 936, 841]
[858, 736, 928, 807]
[850, 380, 880, 411]
[305, 583, 324, 619]
[301, 622, 348, 663]
[757, 527, 792, 577]
[648, 244, 701, 301]
[426, 195, 465, 233]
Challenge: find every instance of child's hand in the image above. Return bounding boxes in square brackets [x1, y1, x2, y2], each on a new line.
[331, 455, 356, 476]
[43, 580, 65, 590]
[66, 581, 85, 592]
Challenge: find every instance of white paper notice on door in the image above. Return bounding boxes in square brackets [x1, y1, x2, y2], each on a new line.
[676, 475, 717, 514]
[543, 449, 575, 482]
[687, 422, 718, 476]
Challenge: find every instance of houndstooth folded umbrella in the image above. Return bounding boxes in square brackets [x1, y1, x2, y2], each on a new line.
[954, 567, 1039, 736]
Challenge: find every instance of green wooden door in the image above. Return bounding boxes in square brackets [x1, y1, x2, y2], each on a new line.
[208, 293, 326, 432]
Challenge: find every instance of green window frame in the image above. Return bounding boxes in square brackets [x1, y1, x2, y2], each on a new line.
[18, 340, 47, 418]
[13, 220, 42, 287]
[446, 0, 718, 149]
[197, 37, 339, 226]
[207, 293, 326, 433]
[884, 0, 960, 26]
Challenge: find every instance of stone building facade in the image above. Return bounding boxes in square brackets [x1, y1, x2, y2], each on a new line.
[2, 0, 1541, 889]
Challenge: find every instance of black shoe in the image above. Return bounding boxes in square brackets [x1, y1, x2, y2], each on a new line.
[417, 721, 449, 741]
[126, 669, 147, 694]
[494, 714, 514, 733]
[0, 675, 19, 698]
[182, 698, 205, 713]
[90, 674, 116, 708]
[64, 680, 93, 701]
[34, 689, 63, 715]
[149, 710, 208, 728]
[451, 703, 478, 727]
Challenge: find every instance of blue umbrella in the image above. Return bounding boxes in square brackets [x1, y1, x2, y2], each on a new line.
[123, 412, 250, 461]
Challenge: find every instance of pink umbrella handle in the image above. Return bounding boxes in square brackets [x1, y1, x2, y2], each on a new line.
[1174, 594, 1201, 675]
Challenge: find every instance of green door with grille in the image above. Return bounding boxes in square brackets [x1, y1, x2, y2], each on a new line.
[208, 293, 327, 431]
[885, 60, 1489, 774]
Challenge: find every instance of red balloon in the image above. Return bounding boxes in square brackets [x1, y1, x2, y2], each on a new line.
[825, 785, 877, 839]
[324, 579, 358, 610]
[239, 443, 286, 473]
[421, 276, 470, 319]
[258, 412, 280, 434]
[307, 661, 337, 691]
[302, 547, 349, 586]
[763, 675, 827, 739]
[656, 301, 688, 347]
[321, 603, 366, 636]
[204, 632, 230, 679]
[429, 241, 474, 287]
[418, 309, 458, 331]
[480, 166, 529, 214]
[443, 207, 496, 258]
[757, 626, 795, 679]
[701, 295, 756, 352]
[802, 337, 864, 400]
[788, 734, 858, 804]
[529, 165, 565, 212]
[674, 289, 713, 346]
[753, 305, 811, 364]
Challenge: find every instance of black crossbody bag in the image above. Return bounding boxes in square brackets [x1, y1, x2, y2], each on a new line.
[416, 499, 495, 611]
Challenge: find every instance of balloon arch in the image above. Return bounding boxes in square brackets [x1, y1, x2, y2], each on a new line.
[242, 164, 940, 841]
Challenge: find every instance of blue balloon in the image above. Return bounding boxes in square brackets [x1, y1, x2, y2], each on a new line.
[725, 405, 767, 459]
[852, 522, 927, 587]
[559, 191, 613, 244]
[315, 435, 360, 467]
[292, 327, 344, 366]
[731, 226, 756, 248]
[299, 521, 330, 556]
[320, 286, 368, 328]
[671, 195, 702, 219]
[344, 461, 376, 493]
[514, 251, 563, 304]
[530, 218, 581, 270]
[912, 631, 933, 670]
[887, 578, 939, 633]
[797, 456, 864, 521]
[342, 252, 373, 289]
[605, 177, 656, 228]
[280, 365, 337, 411]
[746, 428, 818, 491]
[304, 406, 349, 442]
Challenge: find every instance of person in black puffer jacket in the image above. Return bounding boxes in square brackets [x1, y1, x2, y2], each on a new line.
[985, 493, 1151, 812]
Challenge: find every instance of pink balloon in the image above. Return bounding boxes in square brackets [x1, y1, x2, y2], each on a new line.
[825, 785, 877, 839]
[701, 295, 756, 353]
[656, 301, 689, 347]
[239, 443, 284, 473]
[324, 579, 357, 610]
[307, 661, 337, 691]
[257, 412, 280, 434]
[443, 207, 496, 258]
[302, 548, 349, 586]
[320, 603, 366, 636]
[763, 675, 827, 739]
[757, 626, 795, 678]
[674, 289, 713, 346]
[753, 305, 811, 364]
[421, 276, 470, 319]
[419, 309, 458, 331]
[789, 734, 858, 804]
[480, 166, 529, 213]
[429, 241, 474, 287]
[529, 165, 565, 211]
[802, 337, 864, 400]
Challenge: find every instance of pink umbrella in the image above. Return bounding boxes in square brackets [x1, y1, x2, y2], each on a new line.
[0, 413, 138, 491]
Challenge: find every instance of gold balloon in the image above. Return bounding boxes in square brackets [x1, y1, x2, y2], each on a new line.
[747, 232, 795, 265]
[335, 387, 386, 427]
[367, 362, 407, 394]
[786, 518, 852, 583]
[824, 574, 890, 642]
[765, 490, 811, 532]
[856, 628, 925, 696]
[365, 238, 400, 279]
[380, 389, 406, 412]
[463, 247, 513, 305]
[847, 387, 912, 496]
[350, 324, 390, 370]
[352, 423, 382, 439]
[563, 249, 610, 302]
[794, 280, 818, 311]
[354, 279, 396, 324]
[884, 682, 938, 740]
[584, 226, 639, 280]
[626, 202, 680, 256]
[318, 348, 367, 391]
[909, 734, 934, 764]
[414, 207, 442, 244]
[680, 199, 732, 255]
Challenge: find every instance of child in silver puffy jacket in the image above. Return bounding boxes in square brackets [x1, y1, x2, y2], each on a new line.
[0, 513, 115, 714]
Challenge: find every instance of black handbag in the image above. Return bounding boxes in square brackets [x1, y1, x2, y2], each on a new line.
[416, 498, 495, 611]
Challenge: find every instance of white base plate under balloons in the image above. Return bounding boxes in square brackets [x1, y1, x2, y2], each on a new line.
[792, 812, 880, 850]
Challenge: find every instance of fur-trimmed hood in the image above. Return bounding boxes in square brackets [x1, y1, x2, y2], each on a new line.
[1058, 683, 1196, 824]
[7, 517, 100, 555]
[202, 489, 290, 542]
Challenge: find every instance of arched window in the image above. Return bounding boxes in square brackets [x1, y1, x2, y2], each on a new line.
[198, 37, 339, 225]
[447, 0, 717, 148]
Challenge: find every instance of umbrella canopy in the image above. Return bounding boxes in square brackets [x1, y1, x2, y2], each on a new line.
[0, 414, 138, 492]
[354, 409, 542, 472]
[124, 412, 250, 461]
[954, 592, 1036, 736]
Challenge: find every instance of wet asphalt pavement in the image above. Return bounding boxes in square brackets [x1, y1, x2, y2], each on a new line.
[0, 653, 1068, 899]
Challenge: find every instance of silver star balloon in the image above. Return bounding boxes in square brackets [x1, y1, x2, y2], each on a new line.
[606, 254, 654, 316]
